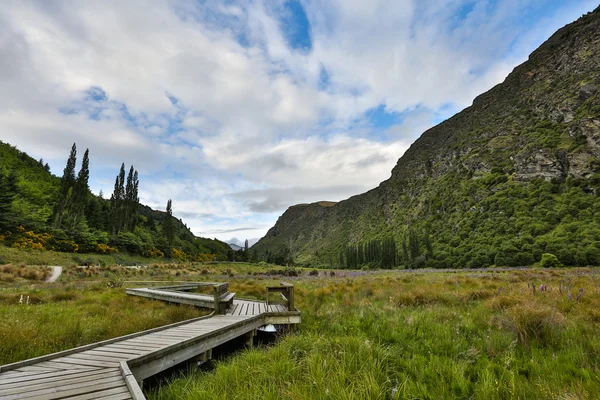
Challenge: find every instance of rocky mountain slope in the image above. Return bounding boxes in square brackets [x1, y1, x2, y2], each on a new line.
[254, 7, 600, 268]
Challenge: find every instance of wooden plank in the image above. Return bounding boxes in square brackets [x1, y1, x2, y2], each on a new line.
[67, 352, 131, 363]
[85, 348, 143, 357]
[64, 386, 132, 400]
[13, 366, 58, 373]
[0, 368, 97, 385]
[56, 357, 119, 368]
[104, 343, 159, 351]
[127, 336, 178, 345]
[0, 375, 126, 400]
[60, 386, 130, 400]
[120, 361, 145, 400]
[123, 338, 175, 347]
[148, 332, 194, 340]
[0, 368, 112, 392]
[0, 369, 121, 396]
[227, 303, 238, 315]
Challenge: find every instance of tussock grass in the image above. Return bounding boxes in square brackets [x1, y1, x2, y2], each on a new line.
[0, 264, 50, 282]
[149, 267, 600, 400]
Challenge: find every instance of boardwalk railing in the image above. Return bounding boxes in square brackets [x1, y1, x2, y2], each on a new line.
[125, 282, 235, 315]
[266, 282, 295, 311]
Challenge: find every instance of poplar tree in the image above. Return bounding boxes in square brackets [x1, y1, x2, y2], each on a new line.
[163, 199, 174, 247]
[110, 163, 126, 234]
[68, 148, 90, 229]
[55, 143, 77, 228]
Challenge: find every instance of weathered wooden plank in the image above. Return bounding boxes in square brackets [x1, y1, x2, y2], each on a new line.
[58, 385, 131, 400]
[0, 368, 111, 392]
[12, 366, 58, 373]
[0, 369, 121, 396]
[56, 357, 119, 368]
[0, 375, 126, 400]
[104, 343, 158, 351]
[0, 368, 96, 385]
[36, 361, 99, 371]
[85, 348, 143, 357]
[67, 352, 131, 363]
[119, 361, 144, 400]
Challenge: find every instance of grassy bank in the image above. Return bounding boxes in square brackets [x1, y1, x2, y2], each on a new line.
[148, 268, 600, 399]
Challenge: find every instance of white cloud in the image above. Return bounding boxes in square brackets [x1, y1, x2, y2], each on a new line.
[0, 0, 596, 240]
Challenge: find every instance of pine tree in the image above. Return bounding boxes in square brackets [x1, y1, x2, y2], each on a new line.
[55, 143, 77, 228]
[163, 199, 174, 247]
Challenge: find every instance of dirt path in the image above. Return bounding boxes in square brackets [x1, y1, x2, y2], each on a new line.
[45, 266, 63, 283]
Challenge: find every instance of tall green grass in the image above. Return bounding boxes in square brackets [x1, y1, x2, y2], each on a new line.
[0, 283, 206, 364]
[149, 268, 600, 399]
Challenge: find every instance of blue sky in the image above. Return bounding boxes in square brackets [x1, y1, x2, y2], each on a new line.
[0, 0, 597, 245]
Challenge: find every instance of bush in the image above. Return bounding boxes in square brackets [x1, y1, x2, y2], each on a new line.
[540, 253, 561, 268]
[309, 269, 319, 276]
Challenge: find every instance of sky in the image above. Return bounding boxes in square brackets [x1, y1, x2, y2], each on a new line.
[0, 0, 597, 244]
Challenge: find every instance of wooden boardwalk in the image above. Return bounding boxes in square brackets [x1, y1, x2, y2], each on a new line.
[0, 282, 300, 400]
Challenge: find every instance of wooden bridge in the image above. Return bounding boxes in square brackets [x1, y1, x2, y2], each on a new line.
[0, 282, 300, 400]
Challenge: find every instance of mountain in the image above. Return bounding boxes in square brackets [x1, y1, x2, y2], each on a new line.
[254, 8, 600, 269]
[228, 243, 243, 251]
[0, 141, 230, 260]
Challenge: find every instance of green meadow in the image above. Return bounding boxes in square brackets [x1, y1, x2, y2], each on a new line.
[1, 263, 599, 399]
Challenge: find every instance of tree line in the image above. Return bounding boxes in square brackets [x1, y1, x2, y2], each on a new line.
[337, 230, 434, 269]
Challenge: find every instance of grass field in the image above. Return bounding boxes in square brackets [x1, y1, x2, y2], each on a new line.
[148, 267, 600, 400]
[1, 263, 599, 399]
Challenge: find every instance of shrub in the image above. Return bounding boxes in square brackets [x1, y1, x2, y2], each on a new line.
[309, 269, 319, 276]
[540, 253, 561, 268]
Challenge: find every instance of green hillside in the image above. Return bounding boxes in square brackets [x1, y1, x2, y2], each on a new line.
[0, 141, 230, 261]
[254, 7, 600, 269]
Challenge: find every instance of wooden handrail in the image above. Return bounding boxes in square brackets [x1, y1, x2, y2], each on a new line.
[266, 282, 294, 311]
[213, 283, 229, 314]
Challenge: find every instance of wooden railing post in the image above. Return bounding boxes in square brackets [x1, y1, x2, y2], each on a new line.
[213, 285, 219, 313]
[287, 285, 294, 311]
